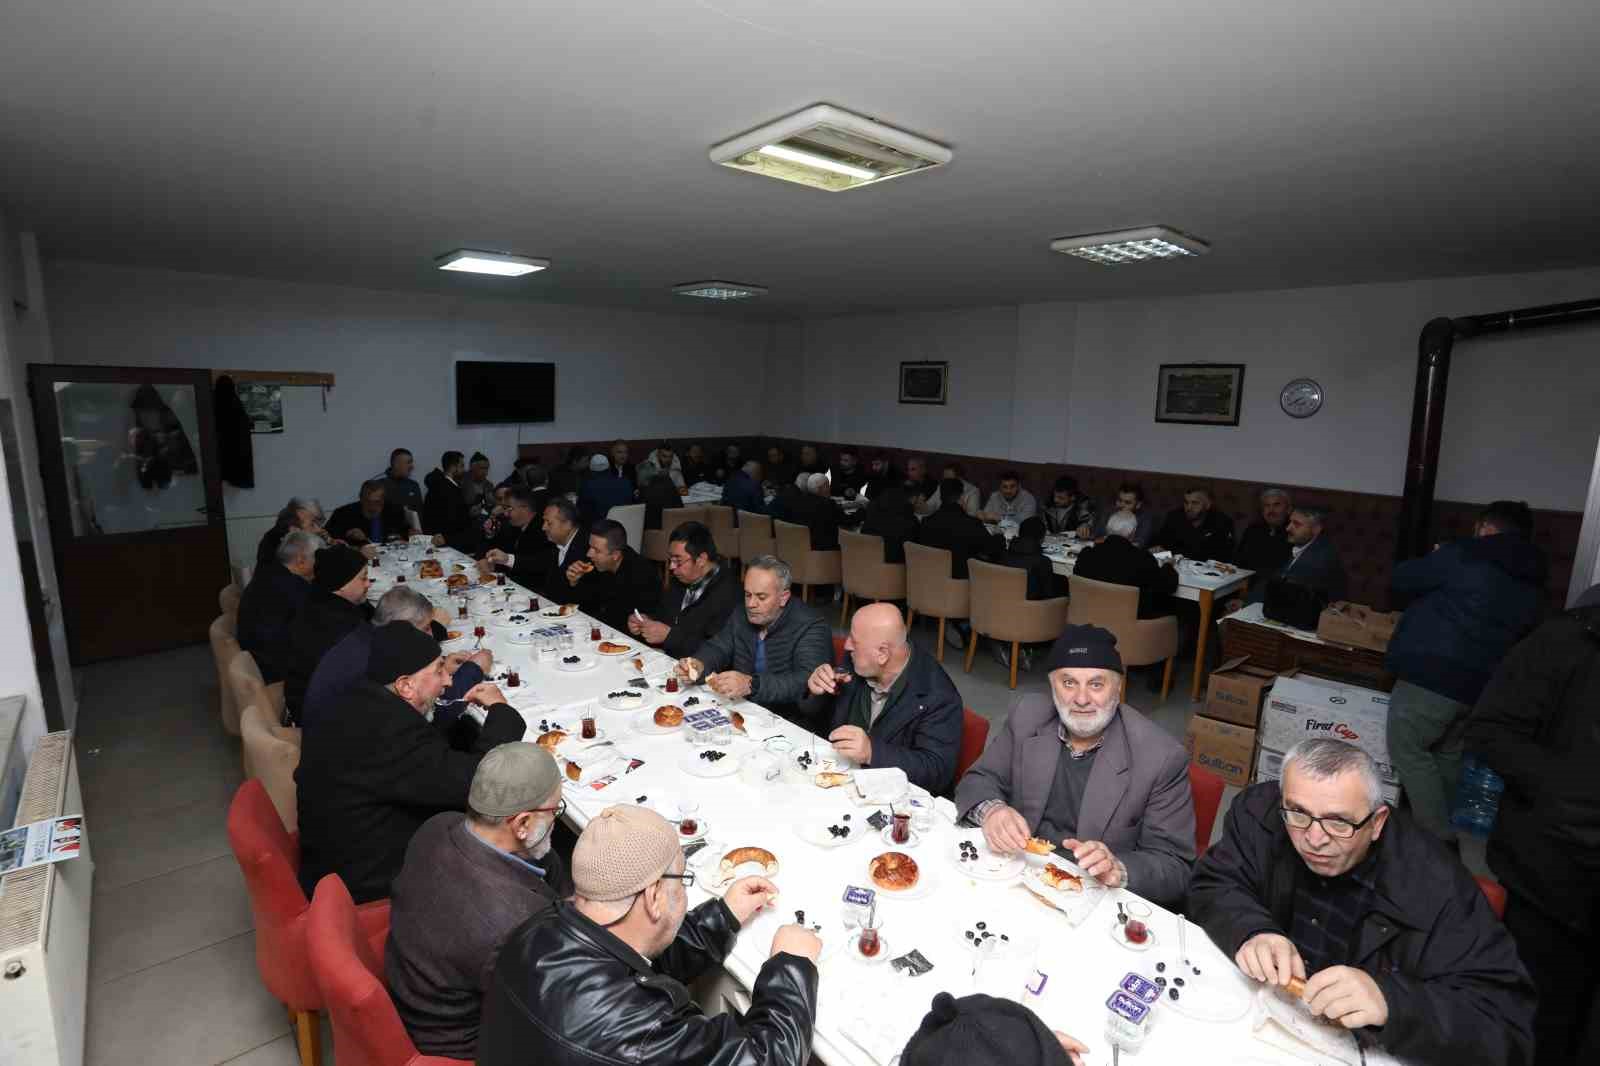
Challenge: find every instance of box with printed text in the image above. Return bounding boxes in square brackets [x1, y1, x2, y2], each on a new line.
[1260, 674, 1394, 777]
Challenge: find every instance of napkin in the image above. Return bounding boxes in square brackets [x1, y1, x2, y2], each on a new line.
[852, 767, 909, 804]
[839, 1005, 917, 1066]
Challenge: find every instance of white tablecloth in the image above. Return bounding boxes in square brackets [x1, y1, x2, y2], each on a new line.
[365, 541, 1375, 1066]
[1041, 536, 1253, 603]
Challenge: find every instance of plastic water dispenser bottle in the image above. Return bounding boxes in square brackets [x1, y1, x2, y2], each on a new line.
[1450, 756, 1505, 836]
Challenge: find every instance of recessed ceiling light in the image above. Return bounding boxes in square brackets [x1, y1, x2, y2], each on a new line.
[710, 104, 951, 192]
[1049, 226, 1210, 264]
[436, 249, 550, 277]
[673, 281, 768, 301]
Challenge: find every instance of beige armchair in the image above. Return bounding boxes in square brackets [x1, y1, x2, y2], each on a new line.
[903, 543, 970, 663]
[838, 530, 906, 626]
[1068, 575, 1180, 703]
[240, 702, 302, 831]
[704, 505, 740, 564]
[966, 560, 1069, 689]
[227, 651, 288, 732]
[219, 582, 242, 616]
[642, 506, 707, 588]
[774, 520, 841, 604]
[737, 511, 776, 573]
[210, 614, 244, 736]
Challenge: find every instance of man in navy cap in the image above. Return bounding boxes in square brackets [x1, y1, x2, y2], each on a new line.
[954, 624, 1196, 908]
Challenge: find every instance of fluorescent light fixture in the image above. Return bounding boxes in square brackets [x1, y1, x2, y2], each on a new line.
[673, 280, 768, 301]
[1049, 226, 1210, 264]
[436, 249, 549, 277]
[710, 104, 951, 192]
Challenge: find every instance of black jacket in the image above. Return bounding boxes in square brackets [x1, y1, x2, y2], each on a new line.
[694, 598, 832, 727]
[833, 465, 868, 497]
[572, 546, 662, 632]
[641, 476, 683, 531]
[820, 648, 964, 794]
[720, 471, 766, 516]
[999, 544, 1059, 602]
[490, 515, 552, 589]
[1463, 605, 1600, 934]
[423, 469, 478, 553]
[328, 499, 409, 545]
[295, 680, 525, 903]
[1154, 507, 1235, 563]
[860, 503, 919, 564]
[213, 375, 255, 488]
[1073, 536, 1178, 618]
[255, 523, 292, 570]
[657, 564, 743, 660]
[540, 531, 593, 605]
[236, 561, 311, 683]
[916, 503, 1004, 579]
[1188, 780, 1535, 1066]
[1267, 534, 1348, 604]
[784, 491, 846, 552]
[284, 587, 374, 719]
[680, 459, 712, 488]
[1235, 520, 1292, 577]
[478, 899, 817, 1066]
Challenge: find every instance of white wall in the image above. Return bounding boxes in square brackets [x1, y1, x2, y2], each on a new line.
[794, 268, 1600, 510]
[45, 261, 775, 567]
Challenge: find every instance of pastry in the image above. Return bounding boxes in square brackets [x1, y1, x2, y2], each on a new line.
[1025, 837, 1056, 856]
[1039, 863, 1084, 892]
[597, 641, 631, 654]
[478, 574, 498, 586]
[536, 730, 567, 751]
[813, 771, 851, 789]
[869, 851, 920, 891]
[564, 760, 582, 782]
[452, 563, 467, 572]
[629, 656, 646, 672]
[418, 560, 444, 579]
[445, 630, 464, 641]
[1285, 976, 1306, 1000]
[653, 705, 685, 727]
[445, 573, 470, 589]
[719, 846, 779, 880]
[730, 710, 745, 733]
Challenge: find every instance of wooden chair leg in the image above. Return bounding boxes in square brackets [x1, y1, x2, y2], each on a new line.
[963, 628, 979, 673]
[934, 616, 944, 662]
[839, 591, 850, 627]
[1008, 641, 1020, 690]
[293, 1008, 322, 1066]
[1160, 655, 1175, 703]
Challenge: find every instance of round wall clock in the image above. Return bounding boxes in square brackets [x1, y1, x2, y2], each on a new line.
[1280, 378, 1324, 418]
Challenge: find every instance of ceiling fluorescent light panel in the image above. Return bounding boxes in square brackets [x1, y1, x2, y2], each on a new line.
[673, 281, 768, 300]
[436, 249, 550, 276]
[1049, 226, 1210, 264]
[710, 104, 951, 192]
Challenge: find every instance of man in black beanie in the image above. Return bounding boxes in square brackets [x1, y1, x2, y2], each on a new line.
[955, 624, 1196, 908]
[295, 622, 526, 903]
[901, 993, 1086, 1066]
[283, 544, 375, 722]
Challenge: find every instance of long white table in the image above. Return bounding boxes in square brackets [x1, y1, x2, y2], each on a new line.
[365, 541, 1376, 1066]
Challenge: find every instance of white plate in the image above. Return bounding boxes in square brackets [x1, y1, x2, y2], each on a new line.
[865, 853, 938, 901]
[955, 921, 1025, 958]
[493, 613, 537, 629]
[507, 632, 538, 646]
[791, 816, 869, 849]
[595, 643, 636, 656]
[678, 749, 741, 778]
[556, 657, 597, 672]
[632, 715, 684, 736]
[879, 825, 923, 849]
[558, 727, 609, 751]
[600, 691, 652, 712]
[948, 833, 1026, 883]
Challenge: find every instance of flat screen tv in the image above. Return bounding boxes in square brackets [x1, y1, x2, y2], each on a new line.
[455, 361, 555, 424]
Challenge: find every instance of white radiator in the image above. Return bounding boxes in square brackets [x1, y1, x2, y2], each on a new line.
[0, 731, 92, 1066]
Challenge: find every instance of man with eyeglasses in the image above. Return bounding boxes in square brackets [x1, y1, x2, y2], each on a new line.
[386, 744, 571, 1059]
[628, 521, 741, 659]
[1188, 738, 1534, 1066]
[479, 804, 821, 1066]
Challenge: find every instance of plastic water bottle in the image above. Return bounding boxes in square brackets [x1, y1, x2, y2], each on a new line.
[1450, 756, 1505, 836]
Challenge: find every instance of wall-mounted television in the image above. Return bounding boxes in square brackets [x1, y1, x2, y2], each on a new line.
[455, 361, 555, 424]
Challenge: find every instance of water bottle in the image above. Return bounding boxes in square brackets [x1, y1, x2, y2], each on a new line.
[1450, 756, 1505, 836]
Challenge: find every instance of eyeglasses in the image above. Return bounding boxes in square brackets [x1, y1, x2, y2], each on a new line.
[529, 799, 567, 820]
[659, 870, 696, 889]
[1280, 805, 1380, 839]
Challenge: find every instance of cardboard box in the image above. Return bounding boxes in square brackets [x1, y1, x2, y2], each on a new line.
[1316, 601, 1401, 652]
[1185, 714, 1258, 789]
[1261, 674, 1394, 777]
[1203, 656, 1280, 728]
[1255, 745, 1403, 807]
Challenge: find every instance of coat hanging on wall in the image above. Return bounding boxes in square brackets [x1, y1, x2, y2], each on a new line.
[213, 374, 255, 488]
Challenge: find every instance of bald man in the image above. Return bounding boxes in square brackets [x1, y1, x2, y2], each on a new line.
[806, 604, 965, 794]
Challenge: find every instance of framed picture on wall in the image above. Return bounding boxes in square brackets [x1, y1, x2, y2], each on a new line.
[899, 361, 949, 405]
[1154, 363, 1245, 426]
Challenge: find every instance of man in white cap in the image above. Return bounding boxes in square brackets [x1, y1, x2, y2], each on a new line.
[479, 805, 821, 1066]
[579, 451, 635, 522]
[386, 743, 570, 1059]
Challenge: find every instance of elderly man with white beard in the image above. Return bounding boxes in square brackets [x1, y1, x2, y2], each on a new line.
[953, 624, 1196, 908]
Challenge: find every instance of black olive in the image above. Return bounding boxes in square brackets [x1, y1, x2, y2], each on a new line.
[1155, 977, 1166, 987]
[976, 922, 986, 930]
[1156, 962, 1165, 973]
[1168, 988, 1180, 1001]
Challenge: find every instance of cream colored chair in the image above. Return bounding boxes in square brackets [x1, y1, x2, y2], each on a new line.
[210, 614, 244, 736]
[773, 520, 841, 605]
[704, 505, 740, 564]
[737, 510, 775, 572]
[610, 502, 646, 559]
[903, 543, 970, 663]
[966, 560, 1069, 690]
[1068, 575, 1181, 703]
[240, 702, 303, 831]
[228, 651, 288, 730]
[219, 582, 242, 616]
[837, 530, 907, 626]
[643, 506, 707, 588]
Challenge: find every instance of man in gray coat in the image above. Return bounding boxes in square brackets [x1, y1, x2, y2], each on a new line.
[677, 555, 832, 730]
[954, 625, 1196, 908]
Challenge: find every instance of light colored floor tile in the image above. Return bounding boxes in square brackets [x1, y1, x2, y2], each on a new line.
[90, 792, 236, 892]
[83, 754, 243, 831]
[91, 855, 255, 984]
[86, 931, 289, 1066]
[218, 1034, 303, 1066]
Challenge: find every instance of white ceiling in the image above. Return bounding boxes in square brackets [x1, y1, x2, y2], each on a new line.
[3, 0, 1598, 317]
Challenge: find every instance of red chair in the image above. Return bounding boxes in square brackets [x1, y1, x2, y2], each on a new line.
[1188, 764, 1227, 858]
[307, 875, 471, 1066]
[227, 780, 390, 1066]
[1474, 875, 1508, 920]
[956, 708, 989, 783]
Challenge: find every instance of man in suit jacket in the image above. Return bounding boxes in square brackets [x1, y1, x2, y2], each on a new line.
[916, 478, 1005, 579]
[237, 529, 316, 683]
[284, 545, 375, 722]
[296, 622, 525, 903]
[805, 604, 963, 794]
[479, 487, 552, 589]
[1072, 511, 1179, 619]
[628, 521, 742, 659]
[1245, 506, 1348, 606]
[329, 479, 416, 547]
[954, 625, 1196, 908]
[423, 450, 479, 554]
[678, 556, 832, 729]
[560, 519, 661, 631]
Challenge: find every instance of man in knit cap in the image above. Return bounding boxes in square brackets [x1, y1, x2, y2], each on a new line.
[901, 993, 1087, 1066]
[283, 543, 374, 721]
[479, 804, 820, 1066]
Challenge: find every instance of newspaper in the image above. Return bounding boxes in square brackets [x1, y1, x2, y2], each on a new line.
[0, 815, 85, 876]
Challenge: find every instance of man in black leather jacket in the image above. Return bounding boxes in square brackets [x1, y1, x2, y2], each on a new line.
[479, 805, 820, 1066]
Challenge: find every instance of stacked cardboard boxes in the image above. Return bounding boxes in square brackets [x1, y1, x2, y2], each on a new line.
[1184, 656, 1279, 788]
[1252, 674, 1403, 805]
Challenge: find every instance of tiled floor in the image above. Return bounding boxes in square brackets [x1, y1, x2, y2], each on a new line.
[75, 621, 1472, 1066]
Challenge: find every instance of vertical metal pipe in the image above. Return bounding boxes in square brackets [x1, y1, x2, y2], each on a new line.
[1396, 317, 1457, 562]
